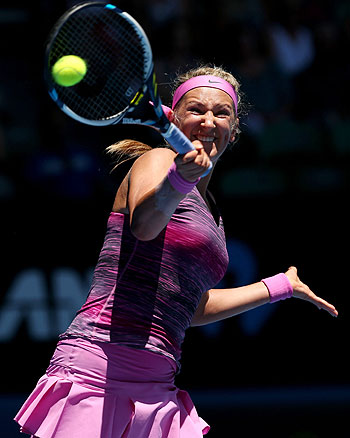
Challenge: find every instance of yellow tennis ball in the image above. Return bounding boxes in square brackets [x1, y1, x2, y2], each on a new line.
[52, 55, 87, 87]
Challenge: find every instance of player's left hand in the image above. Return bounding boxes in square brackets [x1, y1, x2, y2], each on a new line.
[285, 266, 338, 317]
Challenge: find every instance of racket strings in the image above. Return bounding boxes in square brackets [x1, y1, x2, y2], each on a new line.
[48, 6, 147, 120]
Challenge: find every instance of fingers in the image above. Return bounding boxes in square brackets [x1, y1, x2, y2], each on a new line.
[284, 266, 338, 317]
[303, 285, 339, 317]
[291, 276, 338, 318]
[174, 145, 211, 181]
[316, 298, 338, 317]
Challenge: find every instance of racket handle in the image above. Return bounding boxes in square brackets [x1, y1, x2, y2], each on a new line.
[162, 123, 194, 154]
[163, 123, 213, 176]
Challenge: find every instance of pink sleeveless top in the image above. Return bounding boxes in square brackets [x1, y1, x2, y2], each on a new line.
[60, 188, 229, 365]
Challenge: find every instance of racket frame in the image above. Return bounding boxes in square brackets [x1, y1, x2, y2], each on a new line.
[45, 2, 154, 127]
[45, 2, 211, 162]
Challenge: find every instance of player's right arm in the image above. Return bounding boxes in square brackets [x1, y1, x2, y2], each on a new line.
[127, 148, 183, 241]
[117, 146, 208, 241]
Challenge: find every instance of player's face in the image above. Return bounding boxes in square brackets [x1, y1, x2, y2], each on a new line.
[174, 87, 237, 163]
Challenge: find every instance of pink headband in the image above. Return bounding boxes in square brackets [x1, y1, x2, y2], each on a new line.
[172, 75, 238, 114]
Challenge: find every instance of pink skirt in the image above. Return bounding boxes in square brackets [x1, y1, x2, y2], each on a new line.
[14, 338, 210, 438]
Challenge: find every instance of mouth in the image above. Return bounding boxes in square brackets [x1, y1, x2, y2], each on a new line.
[196, 134, 215, 143]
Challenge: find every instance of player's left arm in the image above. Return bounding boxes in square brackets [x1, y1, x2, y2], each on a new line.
[191, 266, 338, 326]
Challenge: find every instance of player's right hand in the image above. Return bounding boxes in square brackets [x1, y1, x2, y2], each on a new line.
[174, 144, 212, 182]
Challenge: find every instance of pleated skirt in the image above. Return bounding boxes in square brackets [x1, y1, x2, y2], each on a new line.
[14, 337, 210, 437]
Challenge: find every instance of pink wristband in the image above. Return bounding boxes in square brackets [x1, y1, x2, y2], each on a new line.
[167, 162, 199, 194]
[262, 273, 293, 303]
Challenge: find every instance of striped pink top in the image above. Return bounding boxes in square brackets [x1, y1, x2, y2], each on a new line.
[60, 187, 229, 365]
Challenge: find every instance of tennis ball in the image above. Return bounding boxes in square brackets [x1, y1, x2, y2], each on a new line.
[52, 55, 87, 87]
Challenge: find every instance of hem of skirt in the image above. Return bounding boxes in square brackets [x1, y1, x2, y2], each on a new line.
[14, 372, 210, 438]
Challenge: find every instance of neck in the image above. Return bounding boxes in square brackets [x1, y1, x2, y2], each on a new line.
[196, 166, 214, 196]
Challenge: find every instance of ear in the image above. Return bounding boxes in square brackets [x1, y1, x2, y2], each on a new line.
[167, 109, 175, 122]
[230, 117, 239, 142]
[161, 105, 174, 122]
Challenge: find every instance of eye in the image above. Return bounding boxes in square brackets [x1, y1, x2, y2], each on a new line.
[215, 109, 231, 118]
[187, 106, 202, 114]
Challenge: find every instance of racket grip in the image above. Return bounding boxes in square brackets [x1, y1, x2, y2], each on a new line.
[162, 123, 194, 154]
[163, 123, 212, 176]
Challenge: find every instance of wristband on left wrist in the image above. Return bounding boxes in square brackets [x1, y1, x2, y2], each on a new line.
[261, 273, 293, 303]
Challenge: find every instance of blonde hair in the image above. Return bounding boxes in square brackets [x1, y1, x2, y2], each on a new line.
[105, 139, 153, 167]
[106, 64, 242, 163]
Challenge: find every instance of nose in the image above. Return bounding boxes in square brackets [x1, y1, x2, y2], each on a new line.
[201, 111, 215, 129]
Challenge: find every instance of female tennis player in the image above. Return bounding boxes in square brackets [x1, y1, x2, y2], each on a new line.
[15, 65, 338, 438]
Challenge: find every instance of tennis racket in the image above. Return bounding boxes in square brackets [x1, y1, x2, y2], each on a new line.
[45, 1, 210, 166]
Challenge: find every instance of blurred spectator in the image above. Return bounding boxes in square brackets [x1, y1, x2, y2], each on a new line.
[24, 141, 101, 201]
[145, 0, 183, 56]
[268, 3, 315, 76]
[218, 0, 266, 27]
[230, 23, 293, 137]
[147, 0, 181, 28]
[292, 19, 344, 123]
[0, 0, 348, 203]
[23, 107, 103, 201]
[0, 101, 16, 199]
